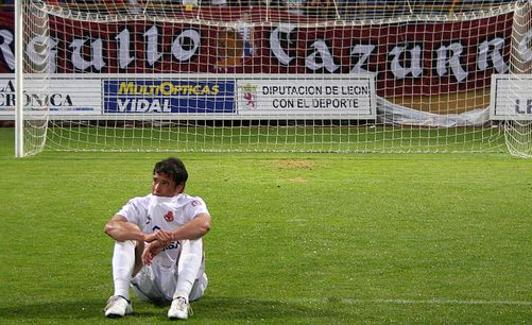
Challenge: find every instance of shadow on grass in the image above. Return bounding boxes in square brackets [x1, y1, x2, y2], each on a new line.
[0, 299, 166, 321]
[0, 296, 342, 321]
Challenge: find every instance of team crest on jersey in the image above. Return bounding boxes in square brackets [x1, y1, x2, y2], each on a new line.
[164, 211, 174, 222]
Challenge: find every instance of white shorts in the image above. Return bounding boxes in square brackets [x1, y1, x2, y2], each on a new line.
[130, 263, 208, 303]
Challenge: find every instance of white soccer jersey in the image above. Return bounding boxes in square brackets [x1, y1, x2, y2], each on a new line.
[117, 193, 209, 268]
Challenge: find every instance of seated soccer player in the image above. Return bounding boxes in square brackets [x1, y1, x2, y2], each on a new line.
[103, 157, 211, 320]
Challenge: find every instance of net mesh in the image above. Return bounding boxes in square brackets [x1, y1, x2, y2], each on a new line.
[18, 0, 532, 156]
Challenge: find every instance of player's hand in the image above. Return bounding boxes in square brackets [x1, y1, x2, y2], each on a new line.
[144, 230, 173, 243]
[143, 232, 157, 243]
[152, 229, 174, 243]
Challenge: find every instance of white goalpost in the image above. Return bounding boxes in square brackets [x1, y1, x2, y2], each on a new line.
[13, 0, 532, 157]
[15, 0, 23, 157]
[15, 0, 51, 157]
[498, 1, 532, 158]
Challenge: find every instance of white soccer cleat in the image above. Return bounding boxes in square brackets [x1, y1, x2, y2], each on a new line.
[104, 295, 133, 318]
[168, 296, 191, 320]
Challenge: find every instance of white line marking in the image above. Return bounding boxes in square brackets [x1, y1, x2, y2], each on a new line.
[288, 297, 532, 306]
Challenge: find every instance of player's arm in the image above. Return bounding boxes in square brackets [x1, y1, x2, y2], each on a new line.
[145, 212, 211, 243]
[104, 214, 147, 242]
[171, 212, 211, 240]
[142, 213, 210, 265]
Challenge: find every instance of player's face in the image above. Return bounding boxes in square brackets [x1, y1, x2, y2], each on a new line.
[152, 172, 178, 197]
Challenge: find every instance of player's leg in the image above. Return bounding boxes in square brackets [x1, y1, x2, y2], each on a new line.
[189, 272, 208, 302]
[104, 240, 144, 318]
[133, 240, 145, 276]
[168, 239, 205, 320]
[130, 263, 169, 304]
[130, 241, 175, 304]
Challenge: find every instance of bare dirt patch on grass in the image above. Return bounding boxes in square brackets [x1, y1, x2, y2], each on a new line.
[274, 159, 315, 170]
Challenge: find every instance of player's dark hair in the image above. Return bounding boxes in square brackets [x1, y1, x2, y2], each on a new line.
[153, 157, 188, 186]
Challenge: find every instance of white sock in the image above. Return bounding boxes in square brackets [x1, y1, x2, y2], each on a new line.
[173, 277, 194, 302]
[173, 239, 203, 301]
[112, 240, 135, 300]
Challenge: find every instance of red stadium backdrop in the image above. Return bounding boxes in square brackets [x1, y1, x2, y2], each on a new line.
[0, 9, 514, 98]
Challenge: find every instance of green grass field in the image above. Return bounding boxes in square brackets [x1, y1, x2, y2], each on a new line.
[0, 127, 531, 324]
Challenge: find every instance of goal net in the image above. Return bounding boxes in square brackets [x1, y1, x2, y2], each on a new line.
[15, 0, 532, 156]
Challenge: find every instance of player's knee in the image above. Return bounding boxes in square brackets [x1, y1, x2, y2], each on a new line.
[198, 219, 211, 236]
[114, 240, 136, 249]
